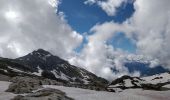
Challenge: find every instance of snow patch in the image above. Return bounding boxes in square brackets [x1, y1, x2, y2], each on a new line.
[43, 85, 170, 100]
[8, 66, 24, 73]
[32, 66, 43, 76]
[143, 72, 170, 84]
[51, 70, 60, 78]
[60, 72, 69, 81]
[123, 79, 133, 87]
[0, 81, 16, 100]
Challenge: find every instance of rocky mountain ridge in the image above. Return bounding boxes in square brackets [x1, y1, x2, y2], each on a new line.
[107, 72, 170, 92]
[0, 49, 108, 87]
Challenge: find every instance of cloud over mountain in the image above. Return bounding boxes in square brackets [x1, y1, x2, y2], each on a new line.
[70, 0, 170, 80]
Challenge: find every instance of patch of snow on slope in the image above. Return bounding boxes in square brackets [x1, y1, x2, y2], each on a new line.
[3, 70, 8, 73]
[143, 73, 170, 84]
[51, 70, 60, 78]
[0, 81, 16, 100]
[8, 66, 24, 73]
[124, 79, 133, 87]
[109, 84, 122, 88]
[42, 54, 52, 61]
[45, 54, 52, 57]
[0, 81, 11, 92]
[43, 85, 170, 100]
[163, 84, 170, 88]
[60, 72, 69, 81]
[33, 66, 43, 76]
[82, 78, 89, 84]
[61, 64, 68, 70]
[79, 69, 90, 79]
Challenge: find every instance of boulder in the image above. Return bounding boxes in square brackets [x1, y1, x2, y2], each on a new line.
[6, 77, 41, 94]
[6, 76, 64, 94]
[11, 88, 74, 100]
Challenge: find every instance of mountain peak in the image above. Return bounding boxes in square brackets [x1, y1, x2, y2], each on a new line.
[16, 49, 54, 64]
[32, 49, 51, 56]
[28, 49, 54, 60]
[12, 49, 108, 85]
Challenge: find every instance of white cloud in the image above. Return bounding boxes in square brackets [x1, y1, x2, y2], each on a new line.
[48, 0, 60, 8]
[70, 0, 170, 80]
[84, 0, 129, 16]
[0, 0, 83, 59]
[84, 0, 97, 5]
[130, 0, 170, 68]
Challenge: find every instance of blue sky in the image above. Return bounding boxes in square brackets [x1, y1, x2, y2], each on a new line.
[58, 0, 135, 53]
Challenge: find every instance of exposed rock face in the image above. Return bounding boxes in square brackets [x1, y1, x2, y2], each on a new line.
[107, 73, 170, 92]
[0, 74, 11, 81]
[6, 76, 64, 94]
[11, 88, 74, 100]
[6, 75, 107, 95]
[0, 49, 108, 85]
[15, 49, 108, 85]
[6, 76, 42, 94]
[140, 82, 170, 91]
[108, 75, 144, 90]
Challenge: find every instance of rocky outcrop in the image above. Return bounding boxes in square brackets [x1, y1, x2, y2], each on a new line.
[107, 74, 170, 92]
[141, 82, 170, 90]
[11, 88, 74, 100]
[6, 77, 42, 94]
[6, 76, 64, 94]
[107, 73, 170, 92]
[0, 74, 11, 81]
[107, 75, 144, 91]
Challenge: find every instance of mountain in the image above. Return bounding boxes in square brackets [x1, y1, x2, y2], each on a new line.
[107, 72, 170, 92]
[0, 49, 108, 85]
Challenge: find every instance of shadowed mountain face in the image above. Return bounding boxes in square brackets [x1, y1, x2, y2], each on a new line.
[0, 49, 108, 85]
[15, 49, 68, 71]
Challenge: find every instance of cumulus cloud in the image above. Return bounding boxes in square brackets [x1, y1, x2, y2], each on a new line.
[69, 22, 139, 80]
[69, 41, 157, 80]
[0, 0, 83, 58]
[70, 0, 170, 80]
[84, 0, 97, 5]
[84, 0, 132, 16]
[131, 0, 170, 67]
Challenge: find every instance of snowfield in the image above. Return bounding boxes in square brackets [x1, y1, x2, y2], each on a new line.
[0, 80, 170, 100]
[0, 81, 16, 100]
[143, 73, 170, 84]
[43, 85, 170, 100]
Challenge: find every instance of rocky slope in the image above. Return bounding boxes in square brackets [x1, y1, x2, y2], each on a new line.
[12, 88, 74, 100]
[0, 49, 108, 87]
[107, 72, 170, 92]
